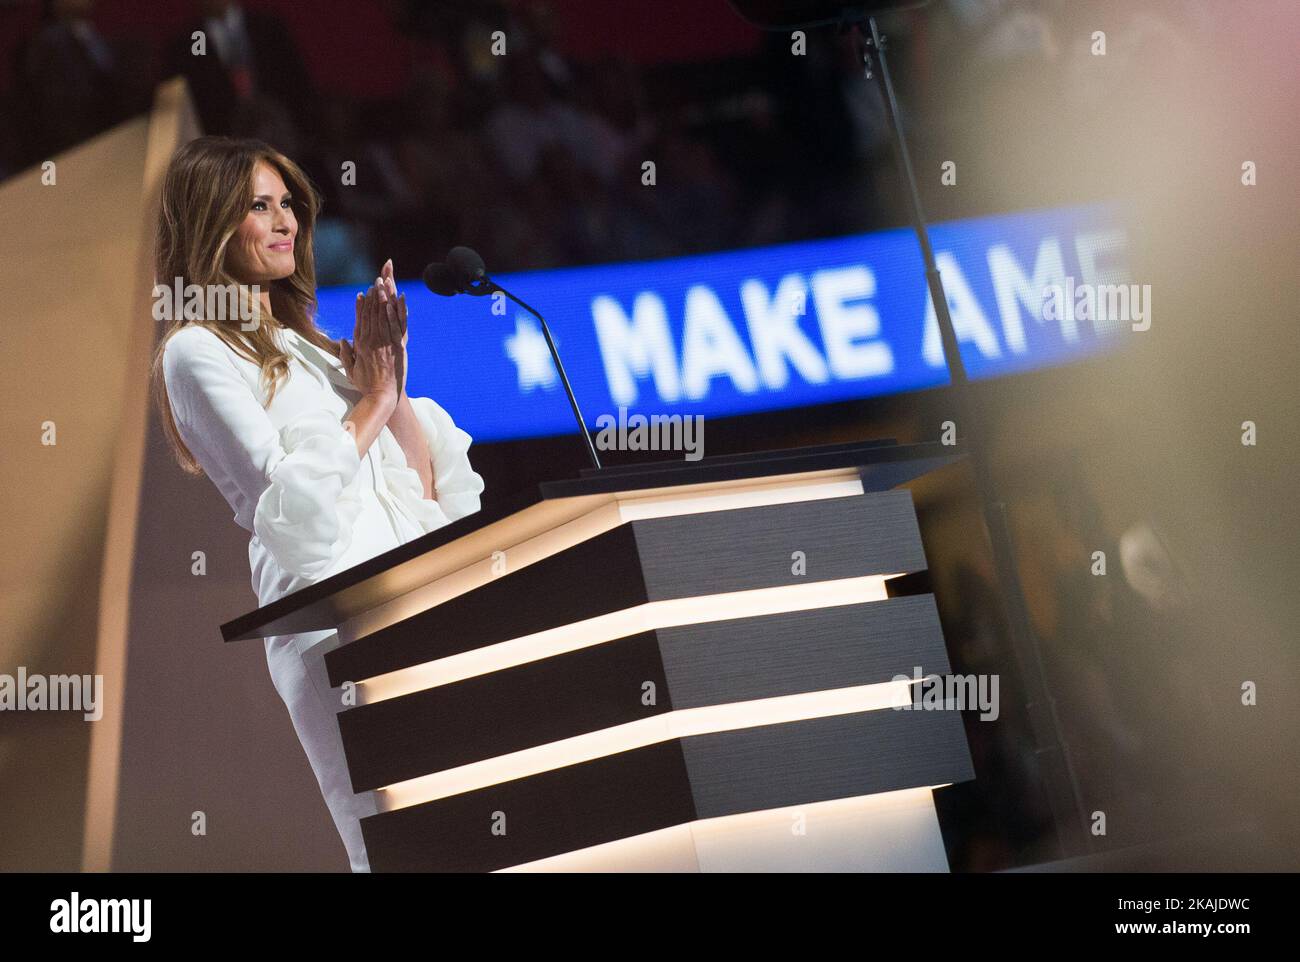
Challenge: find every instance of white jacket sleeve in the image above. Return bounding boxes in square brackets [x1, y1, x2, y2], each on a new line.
[379, 395, 486, 534]
[163, 328, 365, 581]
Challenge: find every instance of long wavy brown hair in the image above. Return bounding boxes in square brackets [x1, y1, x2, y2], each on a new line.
[150, 135, 344, 475]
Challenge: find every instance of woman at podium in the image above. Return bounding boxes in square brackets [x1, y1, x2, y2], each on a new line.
[151, 136, 485, 871]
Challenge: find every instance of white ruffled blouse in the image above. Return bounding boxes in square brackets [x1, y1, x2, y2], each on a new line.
[162, 322, 486, 605]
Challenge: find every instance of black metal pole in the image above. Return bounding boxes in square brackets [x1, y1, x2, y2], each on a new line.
[489, 282, 602, 471]
[863, 14, 1091, 859]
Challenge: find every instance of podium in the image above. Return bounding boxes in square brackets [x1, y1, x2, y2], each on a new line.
[223, 440, 975, 872]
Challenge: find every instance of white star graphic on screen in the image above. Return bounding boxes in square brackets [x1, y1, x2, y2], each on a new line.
[504, 314, 559, 391]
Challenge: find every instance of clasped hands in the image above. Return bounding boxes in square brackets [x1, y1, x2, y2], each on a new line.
[338, 260, 438, 500]
[340, 258, 408, 408]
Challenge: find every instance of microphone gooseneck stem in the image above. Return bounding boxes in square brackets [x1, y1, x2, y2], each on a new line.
[488, 281, 602, 471]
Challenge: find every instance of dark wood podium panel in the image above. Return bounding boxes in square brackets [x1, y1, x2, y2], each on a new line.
[360, 705, 973, 872]
[221, 442, 959, 643]
[338, 595, 951, 793]
[325, 489, 927, 688]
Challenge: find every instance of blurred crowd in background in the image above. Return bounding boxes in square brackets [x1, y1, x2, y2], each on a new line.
[3, 0, 1212, 285]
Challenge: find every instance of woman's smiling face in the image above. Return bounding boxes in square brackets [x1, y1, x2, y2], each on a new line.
[225, 161, 298, 286]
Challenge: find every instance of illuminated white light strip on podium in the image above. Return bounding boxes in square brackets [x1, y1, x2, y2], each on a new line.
[357, 574, 898, 705]
[375, 677, 916, 814]
[498, 786, 950, 873]
[340, 474, 868, 648]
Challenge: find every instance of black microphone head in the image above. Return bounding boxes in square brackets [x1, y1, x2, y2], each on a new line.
[726, 0, 929, 30]
[447, 246, 487, 285]
[422, 262, 460, 297]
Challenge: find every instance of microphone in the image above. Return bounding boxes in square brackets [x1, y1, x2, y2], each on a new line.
[421, 246, 491, 296]
[447, 246, 489, 292]
[726, 0, 928, 30]
[421, 262, 458, 297]
[421, 248, 602, 471]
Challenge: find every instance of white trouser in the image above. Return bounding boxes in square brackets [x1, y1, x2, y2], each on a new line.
[264, 630, 379, 872]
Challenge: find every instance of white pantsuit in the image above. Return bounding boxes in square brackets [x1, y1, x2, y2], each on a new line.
[162, 322, 485, 871]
